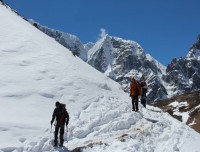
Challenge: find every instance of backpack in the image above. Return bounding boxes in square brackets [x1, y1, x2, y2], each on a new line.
[133, 81, 139, 96]
[58, 103, 66, 124]
[140, 81, 146, 87]
[139, 81, 147, 96]
[131, 80, 140, 96]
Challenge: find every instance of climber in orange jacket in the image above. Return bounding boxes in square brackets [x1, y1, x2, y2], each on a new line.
[130, 76, 141, 112]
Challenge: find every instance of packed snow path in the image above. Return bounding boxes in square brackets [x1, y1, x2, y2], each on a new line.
[1, 104, 199, 152]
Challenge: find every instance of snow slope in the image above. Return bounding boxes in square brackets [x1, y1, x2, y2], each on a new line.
[0, 3, 200, 152]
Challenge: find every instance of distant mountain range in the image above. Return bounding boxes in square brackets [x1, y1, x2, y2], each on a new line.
[163, 35, 200, 95]
[28, 20, 200, 103]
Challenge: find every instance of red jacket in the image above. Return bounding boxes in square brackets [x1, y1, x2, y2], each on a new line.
[130, 79, 141, 97]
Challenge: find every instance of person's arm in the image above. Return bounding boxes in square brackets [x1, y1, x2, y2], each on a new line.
[130, 83, 133, 96]
[51, 109, 56, 125]
[65, 111, 69, 126]
[137, 83, 141, 96]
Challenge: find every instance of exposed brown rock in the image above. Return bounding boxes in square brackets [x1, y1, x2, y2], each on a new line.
[153, 90, 200, 133]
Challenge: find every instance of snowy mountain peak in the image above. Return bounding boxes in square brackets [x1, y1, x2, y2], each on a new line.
[187, 34, 200, 60]
[88, 34, 145, 62]
[87, 34, 168, 101]
[164, 34, 200, 97]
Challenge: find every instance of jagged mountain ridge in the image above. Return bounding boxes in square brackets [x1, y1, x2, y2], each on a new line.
[28, 18, 200, 102]
[163, 35, 200, 96]
[29, 20, 88, 61]
[26, 20, 171, 102]
[156, 36, 200, 131]
[187, 34, 200, 59]
[87, 35, 168, 102]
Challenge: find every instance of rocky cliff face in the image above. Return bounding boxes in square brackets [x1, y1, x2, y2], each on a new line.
[164, 35, 200, 96]
[187, 34, 200, 59]
[155, 35, 200, 133]
[87, 35, 167, 102]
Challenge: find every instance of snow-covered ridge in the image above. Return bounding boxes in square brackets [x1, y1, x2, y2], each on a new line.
[28, 19, 88, 61]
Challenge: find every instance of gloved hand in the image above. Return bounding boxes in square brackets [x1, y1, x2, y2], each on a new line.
[66, 121, 69, 127]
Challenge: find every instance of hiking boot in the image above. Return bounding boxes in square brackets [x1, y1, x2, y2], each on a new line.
[53, 139, 58, 147]
[59, 143, 63, 147]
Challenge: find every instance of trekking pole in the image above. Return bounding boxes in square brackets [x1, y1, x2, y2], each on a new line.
[49, 125, 52, 144]
[66, 125, 68, 149]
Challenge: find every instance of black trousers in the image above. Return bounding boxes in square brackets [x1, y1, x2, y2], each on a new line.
[141, 96, 146, 108]
[131, 96, 138, 111]
[54, 124, 65, 145]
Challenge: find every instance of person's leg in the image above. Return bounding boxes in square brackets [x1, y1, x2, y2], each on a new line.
[141, 98, 145, 107]
[141, 96, 146, 108]
[144, 100, 147, 108]
[132, 97, 136, 111]
[54, 125, 59, 146]
[135, 96, 139, 111]
[143, 98, 146, 108]
[59, 125, 65, 146]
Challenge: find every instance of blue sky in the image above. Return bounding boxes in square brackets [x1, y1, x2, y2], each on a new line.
[5, 0, 200, 65]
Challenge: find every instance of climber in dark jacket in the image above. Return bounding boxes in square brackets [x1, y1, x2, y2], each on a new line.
[51, 101, 69, 147]
[140, 81, 148, 108]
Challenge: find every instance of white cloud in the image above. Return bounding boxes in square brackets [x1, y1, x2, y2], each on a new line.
[99, 28, 107, 39]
